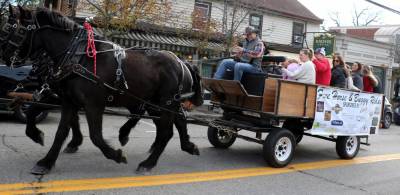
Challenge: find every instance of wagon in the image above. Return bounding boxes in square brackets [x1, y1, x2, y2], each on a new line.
[202, 69, 384, 167]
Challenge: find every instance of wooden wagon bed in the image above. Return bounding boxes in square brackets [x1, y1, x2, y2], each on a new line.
[202, 78, 317, 119]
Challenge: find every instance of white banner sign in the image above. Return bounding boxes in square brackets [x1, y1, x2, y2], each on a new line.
[311, 87, 383, 136]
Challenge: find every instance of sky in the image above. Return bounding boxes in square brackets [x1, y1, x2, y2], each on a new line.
[298, 0, 400, 28]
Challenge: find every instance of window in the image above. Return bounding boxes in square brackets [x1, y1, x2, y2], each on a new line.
[192, 1, 212, 30]
[249, 14, 263, 37]
[292, 22, 305, 47]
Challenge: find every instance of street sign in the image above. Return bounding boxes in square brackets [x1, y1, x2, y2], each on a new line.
[313, 34, 335, 57]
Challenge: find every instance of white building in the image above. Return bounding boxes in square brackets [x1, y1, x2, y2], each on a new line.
[74, 0, 322, 59]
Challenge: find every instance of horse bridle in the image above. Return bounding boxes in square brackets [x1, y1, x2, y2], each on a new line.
[5, 13, 41, 66]
[0, 16, 19, 58]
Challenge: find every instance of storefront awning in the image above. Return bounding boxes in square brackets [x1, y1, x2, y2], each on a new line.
[93, 28, 225, 53]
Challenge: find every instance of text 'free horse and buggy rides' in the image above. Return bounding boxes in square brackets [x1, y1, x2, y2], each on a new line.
[201, 56, 384, 168]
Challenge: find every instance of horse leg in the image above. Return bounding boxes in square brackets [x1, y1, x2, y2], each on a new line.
[31, 101, 77, 175]
[63, 111, 83, 153]
[174, 113, 200, 155]
[137, 106, 175, 173]
[25, 105, 45, 146]
[85, 104, 127, 164]
[119, 106, 145, 146]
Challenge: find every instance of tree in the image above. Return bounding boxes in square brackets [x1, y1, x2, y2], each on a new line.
[329, 6, 381, 27]
[221, 0, 264, 49]
[329, 11, 341, 27]
[82, 0, 174, 38]
[352, 6, 380, 26]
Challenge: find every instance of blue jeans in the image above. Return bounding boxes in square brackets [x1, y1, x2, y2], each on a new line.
[213, 59, 260, 81]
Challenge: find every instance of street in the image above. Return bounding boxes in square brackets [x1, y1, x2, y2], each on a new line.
[1, 110, 400, 195]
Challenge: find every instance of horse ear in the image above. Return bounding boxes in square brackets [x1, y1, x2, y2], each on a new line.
[17, 5, 23, 16]
[9, 4, 14, 15]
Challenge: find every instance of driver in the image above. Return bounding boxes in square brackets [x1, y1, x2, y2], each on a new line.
[213, 26, 264, 81]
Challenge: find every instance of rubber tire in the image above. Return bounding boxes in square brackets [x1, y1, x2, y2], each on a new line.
[14, 105, 49, 124]
[263, 129, 296, 168]
[382, 112, 392, 129]
[336, 136, 360, 159]
[282, 119, 304, 144]
[207, 126, 236, 149]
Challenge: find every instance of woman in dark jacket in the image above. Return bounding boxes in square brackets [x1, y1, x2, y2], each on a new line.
[351, 62, 364, 90]
[330, 55, 349, 88]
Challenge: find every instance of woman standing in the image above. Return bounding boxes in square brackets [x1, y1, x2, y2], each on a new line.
[362, 65, 378, 93]
[282, 49, 316, 84]
[351, 62, 364, 90]
[330, 55, 349, 88]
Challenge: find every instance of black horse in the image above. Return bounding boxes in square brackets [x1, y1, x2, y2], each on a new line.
[2, 7, 203, 175]
[2, 8, 201, 155]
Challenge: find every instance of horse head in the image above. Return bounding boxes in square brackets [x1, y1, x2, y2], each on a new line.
[2, 6, 77, 67]
[0, 5, 19, 63]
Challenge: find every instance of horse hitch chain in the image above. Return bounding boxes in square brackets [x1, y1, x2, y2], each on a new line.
[33, 83, 50, 101]
[209, 120, 237, 136]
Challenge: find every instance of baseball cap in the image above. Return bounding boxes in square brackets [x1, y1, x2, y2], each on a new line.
[314, 47, 326, 56]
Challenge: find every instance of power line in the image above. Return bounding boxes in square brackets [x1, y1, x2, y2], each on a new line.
[365, 0, 400, 15]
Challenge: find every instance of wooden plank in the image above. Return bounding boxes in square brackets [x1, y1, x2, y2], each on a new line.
[224, 95, 262, 111]
[202, 78, 248, 96]
[262, 79, 277, 113]
[277, 81, 306, 117]
[306, 85, 317, 118]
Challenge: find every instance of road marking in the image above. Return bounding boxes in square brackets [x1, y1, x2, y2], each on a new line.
[1, 153, 400, 194]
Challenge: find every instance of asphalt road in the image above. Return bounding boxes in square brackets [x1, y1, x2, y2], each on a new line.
[1, 110, 400, 195]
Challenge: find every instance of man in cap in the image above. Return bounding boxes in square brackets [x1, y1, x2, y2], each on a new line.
[214, 26, 265, 81]
[313, 47, 331, 85]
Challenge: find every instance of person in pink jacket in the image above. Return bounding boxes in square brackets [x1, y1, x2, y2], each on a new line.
[282, 58, 300, 81]
[313, 48, 331, 85]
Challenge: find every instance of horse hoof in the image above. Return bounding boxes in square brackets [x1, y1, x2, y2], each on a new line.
[135, 166, 152, 175]
[182, 144, 200, 156]
[119, 136, 129, 146]
[31, 165, 51, 175]
[63, 146, 79, 154]
[192, 145, 200, 156]
[117, 149, 128, 164]
[27, 130, 45, 146]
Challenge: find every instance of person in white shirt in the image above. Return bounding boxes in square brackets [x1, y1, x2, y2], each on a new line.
[282, 49, 316, 84]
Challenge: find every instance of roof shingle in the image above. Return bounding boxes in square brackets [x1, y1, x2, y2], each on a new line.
[238, 0, 323, 23]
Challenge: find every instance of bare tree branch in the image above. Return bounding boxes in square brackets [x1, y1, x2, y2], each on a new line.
[329, 11, 341, 27]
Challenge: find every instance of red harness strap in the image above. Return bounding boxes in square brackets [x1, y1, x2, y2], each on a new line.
[83, 22, 97, 75]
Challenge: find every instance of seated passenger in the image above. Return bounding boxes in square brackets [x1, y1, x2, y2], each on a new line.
[282, 49, 316, 84]
[213, 26, 265, 81]
[330, 55, 348, 88]
[282, 58, 300, 81]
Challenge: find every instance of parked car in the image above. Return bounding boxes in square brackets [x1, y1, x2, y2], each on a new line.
[382, 97, 392, 129]
[0, 64, 48, 123]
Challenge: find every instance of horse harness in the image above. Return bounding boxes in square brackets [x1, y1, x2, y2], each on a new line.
[8, 15, 195, 115]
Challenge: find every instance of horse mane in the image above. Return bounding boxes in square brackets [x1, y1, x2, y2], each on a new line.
[35, 7, 77, 30]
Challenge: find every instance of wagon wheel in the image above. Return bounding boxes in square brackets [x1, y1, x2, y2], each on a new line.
[282, 119, 304, 144]
[336, 136, 360, 159]
[207, 126, 236, 149]
[263, 129, 296, 168]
